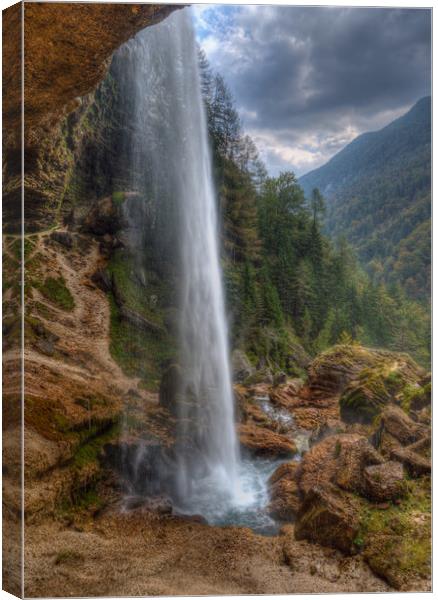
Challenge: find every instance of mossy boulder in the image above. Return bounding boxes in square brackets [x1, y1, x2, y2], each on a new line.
[309, 345, 424, 407]
[299, 433, 383, 497]
[338, 352, 425, 424]
[295, 484, 360, 554]
[360, 477, 431, 589]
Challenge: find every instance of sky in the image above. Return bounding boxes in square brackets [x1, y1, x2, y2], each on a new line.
[192, 4, 431, 176]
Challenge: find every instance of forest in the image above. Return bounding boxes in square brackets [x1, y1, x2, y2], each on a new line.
[198, 50, 431, 369]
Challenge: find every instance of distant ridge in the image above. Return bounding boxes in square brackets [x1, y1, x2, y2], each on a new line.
[299, 96, 431, 300]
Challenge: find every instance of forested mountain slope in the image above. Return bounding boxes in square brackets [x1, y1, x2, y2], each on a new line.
[299, 97, 431, 300]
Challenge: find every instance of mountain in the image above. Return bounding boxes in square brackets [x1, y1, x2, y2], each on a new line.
[299, 97, 431, 301]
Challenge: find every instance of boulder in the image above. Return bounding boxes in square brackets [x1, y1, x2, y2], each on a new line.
[308, 344, 424, 404]
[238, 423, 297, 458]
[295, 484, 360, 554]
[268, 462, 301, 521]
[299, 434, 383, 497]
[363, 461, 405, 502]
[390, 447, 431, 478]
[380, 405, 427, 446]
[231, 349, 254, 383]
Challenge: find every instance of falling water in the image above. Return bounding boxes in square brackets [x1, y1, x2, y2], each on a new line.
[114, 9, 240, 505]
[112, 9, 285, 531]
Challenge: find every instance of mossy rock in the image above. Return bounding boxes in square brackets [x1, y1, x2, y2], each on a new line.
[309, 344, 424, 402]
[360, 477, 431, 589]
[333, 347, 425, 424]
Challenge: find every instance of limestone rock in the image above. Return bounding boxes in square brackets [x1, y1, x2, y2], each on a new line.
[299, 434, 383, 497]
[390, 447, 431, 478]
[239, 423, 297, 458]
[380, 405, 427, 446]
[268, 462, 301, 521]
[308, 345, 424, 407]
[363, 461, 405, 502]
[295, 484, 360, 554]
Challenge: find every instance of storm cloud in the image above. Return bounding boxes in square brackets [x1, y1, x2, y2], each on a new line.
[193, 5, 431, 175]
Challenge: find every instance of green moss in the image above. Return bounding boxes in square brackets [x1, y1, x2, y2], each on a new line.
[401, 382, 431, 413]
[71, 422, 120, 470]
[360, 477, 431, 584]
[107, 249, 176, 388]
[111, 191, 125, 205]
[35, 276, 75, 311]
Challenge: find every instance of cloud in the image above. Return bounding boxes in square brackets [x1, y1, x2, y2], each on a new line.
[192, 5, 431, 175]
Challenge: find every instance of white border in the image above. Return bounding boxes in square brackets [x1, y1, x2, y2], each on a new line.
[0, 2, 434, 600]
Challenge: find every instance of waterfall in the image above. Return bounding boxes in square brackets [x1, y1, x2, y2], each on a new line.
[113, 9, 241, 511]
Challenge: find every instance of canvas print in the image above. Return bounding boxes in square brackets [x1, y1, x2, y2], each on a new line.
[2, 1, 432, 596]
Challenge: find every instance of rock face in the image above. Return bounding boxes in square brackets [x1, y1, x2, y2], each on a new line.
[83, 196, 125, 236]
[3, 3, 181, 231]
[231, 349, 255, 383]
[159, 364, 184, 416]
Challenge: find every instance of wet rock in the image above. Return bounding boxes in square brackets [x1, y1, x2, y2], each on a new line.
[238, 423, 297, 458]
[83, 196, 125, 236]
[363, 461, 405, 502]
[118, 305, 163, 335]
[124, 495, 173, 515]
[91, 269, 112, 293]
[159, 364, 184, 416]
[299, 434, 383, 497]
[174, 513, 208, 525]
[50, 230, 73, 248]
[231, 349, 255, 383]
[268, 462, 301, 521]
[295, 484, 360, 554]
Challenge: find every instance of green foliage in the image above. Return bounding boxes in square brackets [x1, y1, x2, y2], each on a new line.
[35, 276, 75, 311]
[107, 250, 176, 389]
